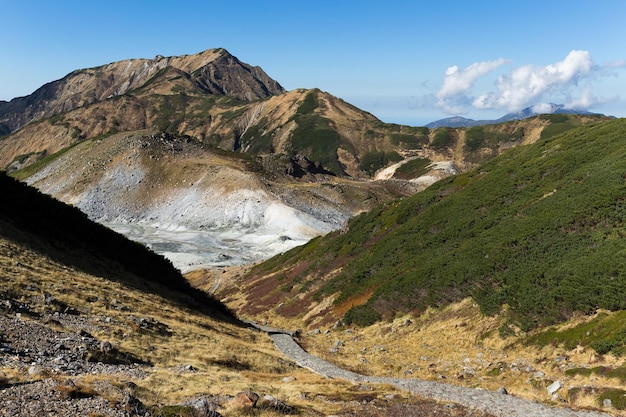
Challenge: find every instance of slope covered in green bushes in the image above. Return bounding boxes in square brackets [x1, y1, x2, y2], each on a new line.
[254, 118, 626, 333]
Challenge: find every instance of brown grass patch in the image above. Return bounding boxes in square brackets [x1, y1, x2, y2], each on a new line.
[333, 287, 376, 317]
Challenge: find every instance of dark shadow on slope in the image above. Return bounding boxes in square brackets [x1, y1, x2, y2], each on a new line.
[0, 172, 239, 323]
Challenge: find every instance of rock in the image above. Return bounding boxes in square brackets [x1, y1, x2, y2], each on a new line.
[99, 341, 113, 353]
[183, 397, 223, 416]
[179, 364, 197, 372]
[43, 293, 56, 304]
[547, 380, 562, 395]
[123, 393, 146, 415]
[53, 356, 68, 365]
[229, 391, 259, 409]
[257, 395, 297, 414]
[496, 387, 508, 395]
[27, 365, 42, 376]
[603, 398, 613, 408]
[282, 376, 296, 383]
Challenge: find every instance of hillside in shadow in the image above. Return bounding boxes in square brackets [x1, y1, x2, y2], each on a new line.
[0, 171, 235, 321]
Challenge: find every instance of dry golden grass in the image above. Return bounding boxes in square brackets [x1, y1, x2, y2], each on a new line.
[0, 236, 422, 416]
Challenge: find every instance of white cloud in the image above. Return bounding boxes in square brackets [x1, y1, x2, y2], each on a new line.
[603, 59, 626, 69]
[564, 88, 617, 110]
[435, 58, 508, 114]
[472, 50, 595, 111]
[531, 103, 555, 114]
[433, 50, 626, 116]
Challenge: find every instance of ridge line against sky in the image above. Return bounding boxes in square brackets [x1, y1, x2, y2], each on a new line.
[2, 0, 625, 126]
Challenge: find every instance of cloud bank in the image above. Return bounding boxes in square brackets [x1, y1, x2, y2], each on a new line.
[436, 58, 508, 114]
[436, 50, 622, 115]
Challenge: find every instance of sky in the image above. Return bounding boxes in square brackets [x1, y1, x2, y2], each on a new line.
[2, 0, 625, 126]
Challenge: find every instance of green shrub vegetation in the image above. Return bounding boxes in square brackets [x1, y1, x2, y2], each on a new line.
[565, 365, 626, 382]
[537, 113, 602, 140]
[344, 304, 382, 326]
[297, 90, 320, 115]
[464, 125, 525, 153]
[250, 118, 626, 336]
[431, 128, 453, 149]
[526, 311, 626, 355]
[598, 388, 626, 410]
[464, 126, 486, 151]
[359, 151, 402, 176]
[288, 113, 349, 176]
[389, 127, 430, 148]
[393, 158, 431, 180]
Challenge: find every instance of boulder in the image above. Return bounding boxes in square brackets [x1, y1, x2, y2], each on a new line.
[229, 391, 259, 409]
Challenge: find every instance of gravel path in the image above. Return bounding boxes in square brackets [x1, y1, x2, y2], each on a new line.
[269, 333, 612, 417]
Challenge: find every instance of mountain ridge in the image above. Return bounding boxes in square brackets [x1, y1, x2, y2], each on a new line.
[426, 103, 606, 128]
[0, 48, 284, 134]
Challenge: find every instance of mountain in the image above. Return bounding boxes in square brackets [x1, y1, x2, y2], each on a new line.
[0, 48, 284, 134]
[426, 103, 604, 128]
[424, 116, 481, 128]
[231, 118, 626, 338]
[0, 47, 429, 178]
[0, 49, 612, 272]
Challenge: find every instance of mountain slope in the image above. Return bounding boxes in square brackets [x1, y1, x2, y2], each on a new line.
[0, 47, 611, 181]
[235, 118, 626, 336]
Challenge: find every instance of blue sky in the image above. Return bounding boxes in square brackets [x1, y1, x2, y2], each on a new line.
[2, 0, 625, 126]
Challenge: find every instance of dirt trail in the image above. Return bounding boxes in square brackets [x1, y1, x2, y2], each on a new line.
[268, 333, 611, 417]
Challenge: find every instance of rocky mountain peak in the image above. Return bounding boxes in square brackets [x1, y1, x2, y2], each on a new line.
[0, 48, 284, 134]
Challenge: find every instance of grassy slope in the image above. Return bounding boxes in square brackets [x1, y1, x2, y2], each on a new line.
[248, 118, 626, 342]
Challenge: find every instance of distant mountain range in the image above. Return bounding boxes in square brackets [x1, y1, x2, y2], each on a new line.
[426, 104, 606, 128]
